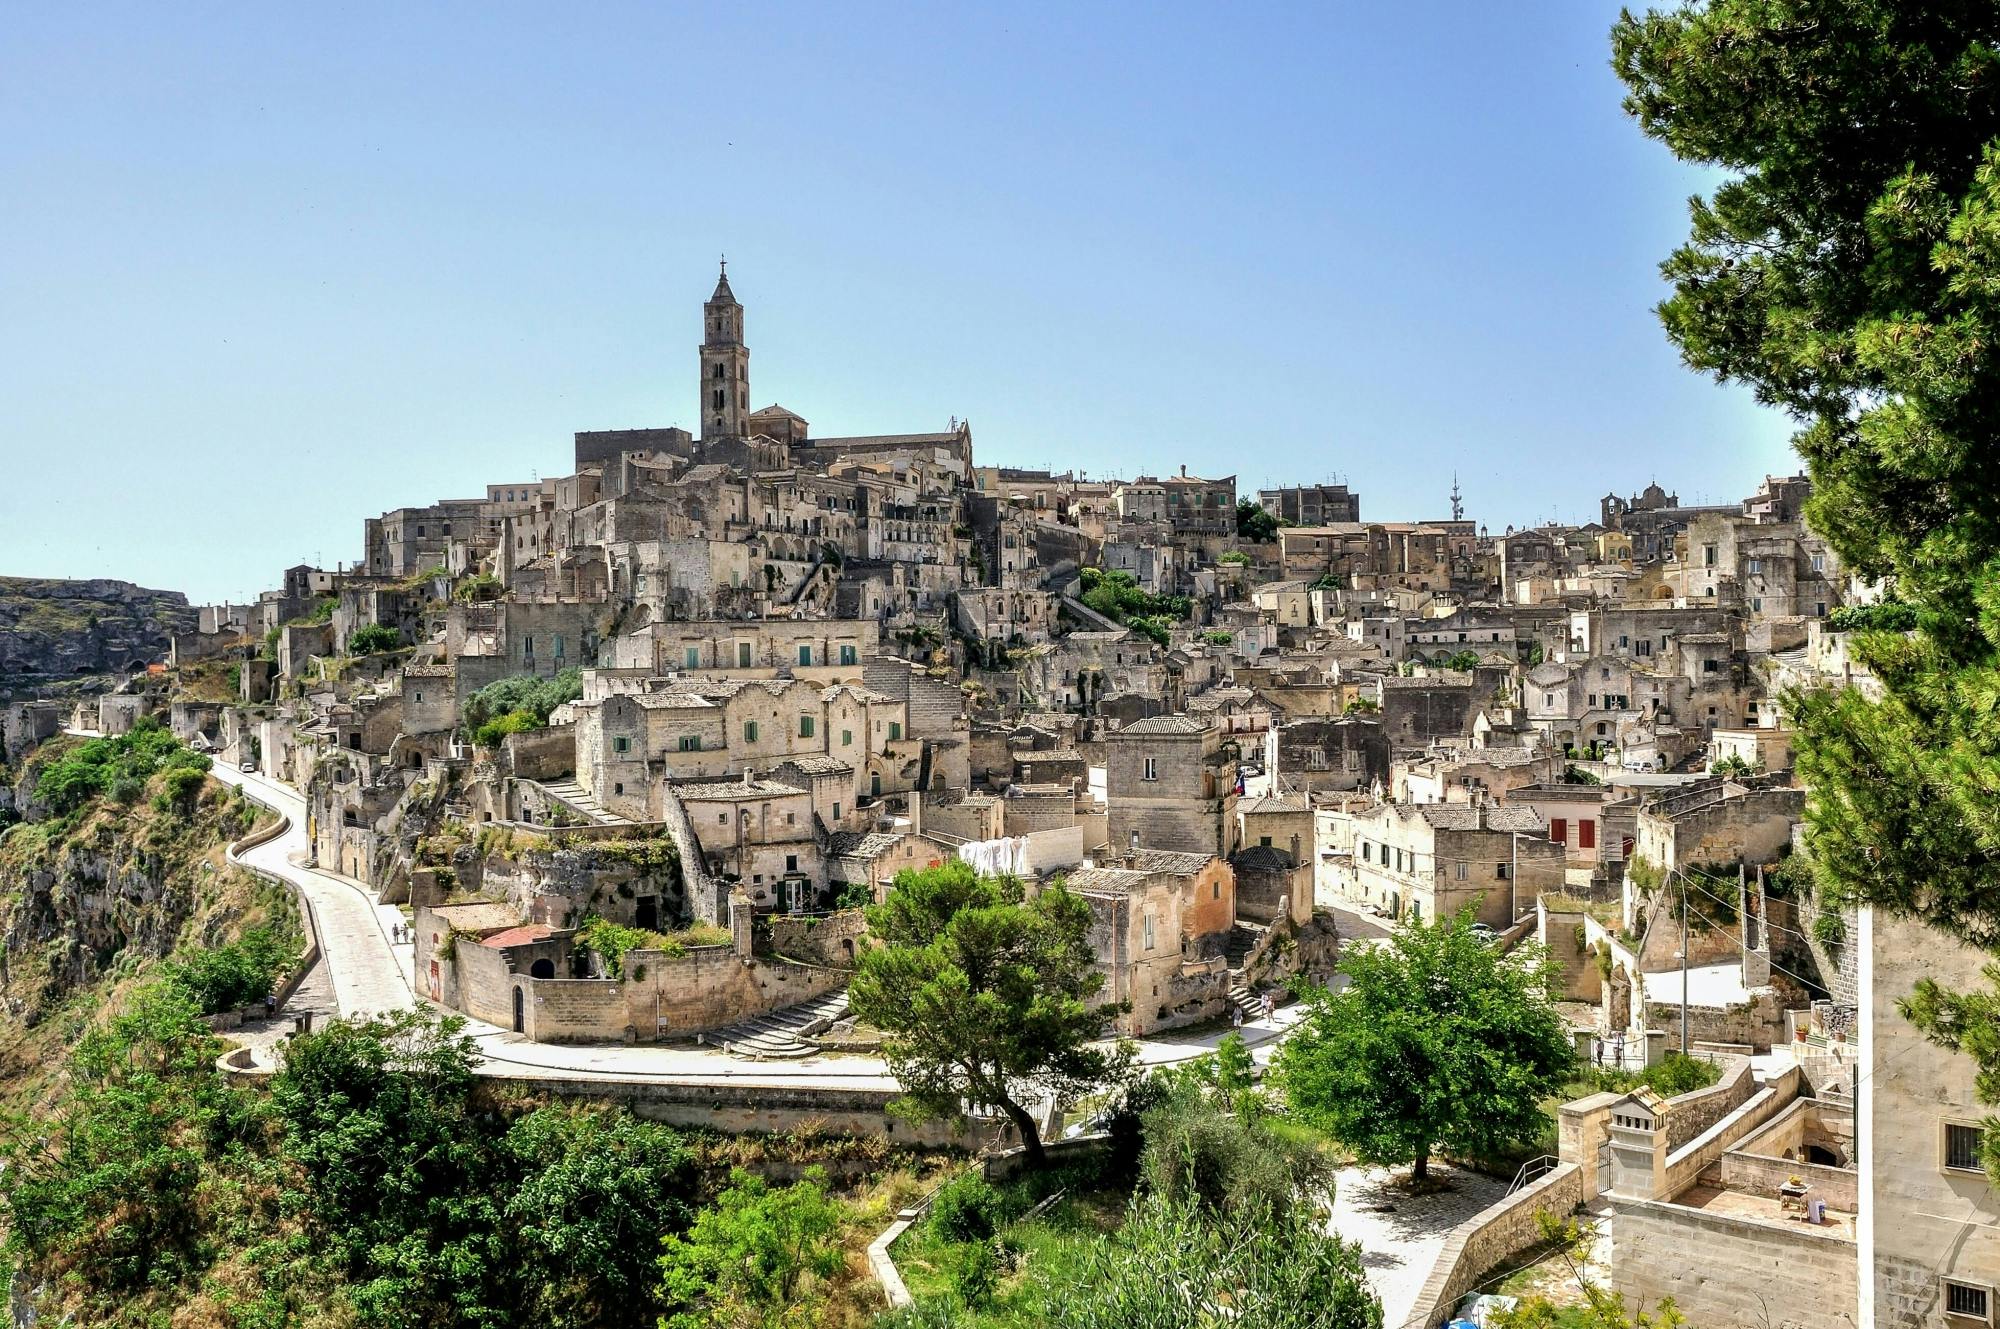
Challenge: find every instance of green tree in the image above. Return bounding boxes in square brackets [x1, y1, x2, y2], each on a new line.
[655, 1165, 845, 1329]
[847, 861, 1130, 1167]
[1236, 499, 1281, 543]
[350, 623, 403, 653]
[166, 924, 299, 1013]
[1024, 1192, 1380, 1329]
[1441, 650, 1481, 672]
[1138, 1072, 1331, 1219]
[1276, 910, 1573, 1181]
[502, 1106, 697, 1329]
[1612, 1, 2000, 1175]
[1707, 753, 1752, 779]
[0, 984, 234, 1301]
[270, 1006, 509, 1327]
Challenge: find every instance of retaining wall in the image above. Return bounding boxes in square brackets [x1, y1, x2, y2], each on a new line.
[1400, 1163, 1586, 1329]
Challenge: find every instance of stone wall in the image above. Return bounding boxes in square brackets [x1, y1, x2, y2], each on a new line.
[1662, 1064, 1803, 1197]
[453, 938, 518, 1029]
[519, 976, 629, 1042]
[1663, 1054, 1755, 1152]
[1720, 1150, 1857, 1213]
[1612, 1196, 1855, 1329]
[759, 908, 867, 969]
[1642, 987, 1788, 1054]
[1400, 1163, 1586, 1329]
[623, 946, 849, 1041]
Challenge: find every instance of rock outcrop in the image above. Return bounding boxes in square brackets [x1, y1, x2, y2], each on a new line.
[0, 576, 196, 686]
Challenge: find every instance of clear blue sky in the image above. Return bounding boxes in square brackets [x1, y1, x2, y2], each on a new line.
[1, 2, 1795, 605]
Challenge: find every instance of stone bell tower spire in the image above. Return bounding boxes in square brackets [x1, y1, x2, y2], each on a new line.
[700, 258, 749, 441]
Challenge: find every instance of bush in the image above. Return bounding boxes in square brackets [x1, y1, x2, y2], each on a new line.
[154, 763, 208, 817]
[167, 926, 299, 1014]
[473, 708, 540, 748]
[349, 623, 402, 654]
[33, 719, 209, 818]
[1813, 907, 1848, 949]
[946, 1239, 1001, 1307]
[463, 667, 584, 737]
[1825, 601, 1918, 633]
[930, 1172, 1004, 1244]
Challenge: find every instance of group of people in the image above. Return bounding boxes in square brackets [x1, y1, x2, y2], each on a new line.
[1229, 990, 1279, 1029]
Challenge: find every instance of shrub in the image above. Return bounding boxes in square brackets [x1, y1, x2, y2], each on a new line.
[929, 1172, 1004, 1244]
[1814, 907, 1847, 949]
[463, 667, 584, 736]
[946, 1239, 1000, 1307]
[167, 926, 299, 1013]
[1825, 601, 1918, 633]
[349, 624, 402, 654]
[473, 709, 540, 748]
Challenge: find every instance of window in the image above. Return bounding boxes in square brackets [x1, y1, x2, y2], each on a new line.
[1747, 558, 1763, 574]
[1213, 882, 1221, 900]
[1496, 862, 1511, 879]
[1811, 554, 1825, 572]
[799, 714, 815, 738]
[1142, 756, 1159, 782]
[1259, 835, 1272, 847]
[799, 644, 813, 665]
[840, 644, 857, 665]
[1362, 842, 1373, 862]
[1946, 1122, 1987, 1173]
[1142, 912, 1156, 951]
[1453, 862, 1468, 881]
[832, 802, 841, 819]
[1550, 818, 1568, 844]
[786, 854, 798, 873]
[1751, 597, 1763, 613]
[1704, 544, 1717, 567]
[738, 642, 752, 667]
[1704, 659, 1719, 673]
[678, 735, 702, 752]
[1945, 1281, 1991, 1322]
[744, 721, 759, 742]
[613, 736, 631, 754]
[685, 646, 700, 669]
[1579, 820, 1596, 850]
[713, 388, 724, 409]
[888, 721, 902, 741]
[841, 729, 853, 747]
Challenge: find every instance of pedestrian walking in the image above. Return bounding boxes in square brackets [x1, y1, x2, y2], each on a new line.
[264, 993, 276, 1019]
[1261, 991, 1275, 1023]
[1231, 1004, 1243, 1030]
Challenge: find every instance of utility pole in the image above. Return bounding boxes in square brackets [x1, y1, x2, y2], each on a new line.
[1680, 870, 1690, 1057]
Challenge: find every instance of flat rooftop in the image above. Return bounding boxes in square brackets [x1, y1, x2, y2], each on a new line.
[1671, 1184, 1855, 1241]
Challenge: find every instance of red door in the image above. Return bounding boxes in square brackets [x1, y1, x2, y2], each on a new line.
[1578, 820, 1596, 851]
[1550, 818, 1568, 844]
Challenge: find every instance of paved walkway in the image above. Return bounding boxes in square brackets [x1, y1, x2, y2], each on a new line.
[208, 766, 1318, 1086]
[212, 764, 415, 1019]
[1326, 1162, 1511, 1326]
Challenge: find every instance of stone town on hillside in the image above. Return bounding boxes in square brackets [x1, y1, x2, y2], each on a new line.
[11, 267, 1987, 1328]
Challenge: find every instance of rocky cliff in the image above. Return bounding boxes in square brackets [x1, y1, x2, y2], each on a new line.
[0, 738, 283, 1104]
[0, 576, 197, 685]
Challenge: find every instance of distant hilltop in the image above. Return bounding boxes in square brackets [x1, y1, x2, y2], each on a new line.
[0, 576, 196, 685]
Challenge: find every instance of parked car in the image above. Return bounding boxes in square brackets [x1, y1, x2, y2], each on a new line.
[240, 758, 257, 773]
[1469, 922, 1499, 946]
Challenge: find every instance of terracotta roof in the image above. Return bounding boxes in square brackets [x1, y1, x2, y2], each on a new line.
[1127, 848, 1216, 876]
[481, 924, 556, 949]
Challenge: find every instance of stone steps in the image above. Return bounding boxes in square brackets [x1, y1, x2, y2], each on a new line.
[708, 990, 851, 1059]
[537, 778, 630, 826]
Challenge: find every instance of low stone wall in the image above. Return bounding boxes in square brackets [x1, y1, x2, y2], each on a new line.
[1663, 1064, 1802, 1197]
[222, 781, 323, 1016]
[1401, 1163, 1586, 1329]
[1720, 1150, 1857, 1213]
[475, 1071, 998, 1148]
[1612, 1195, 1854, 1329]
[1643, 989, 1788, 1053]
[1663, 1054, 1754, 1151]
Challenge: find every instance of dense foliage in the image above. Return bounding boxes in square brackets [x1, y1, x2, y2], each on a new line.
[348, 623, 403, 654]
[32, 716, 211, 818]
[1076, 567, 1193, 646]
[0, 1000, 706, 1329]
[166, 924, 300, 1013]
[656, 1165, 847, 1328]
[1235, 499, 1282, 543]
[849, 862, 1131, 1167]
[1613, 0, 2000, 1174]
[1277, 910, 1574, 1180]
[462, 666, 583, 746]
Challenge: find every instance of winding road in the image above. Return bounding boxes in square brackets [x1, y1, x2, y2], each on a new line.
[208, 763, 1312, 1087]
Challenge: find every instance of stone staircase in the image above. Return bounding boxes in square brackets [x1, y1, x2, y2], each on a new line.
[1224, 921, 1269, 1021]
[705, 990, 850, 1059]
[535, 778, 630, 826]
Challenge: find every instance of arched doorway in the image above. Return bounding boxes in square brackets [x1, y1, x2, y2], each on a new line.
[529, 958, 555, 979]
[512, 987, 525, 1033]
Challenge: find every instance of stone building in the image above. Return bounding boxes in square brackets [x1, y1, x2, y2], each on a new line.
[1104, 714, 1240, 858]
[1063, 849, 1235, 1036]
[1342, 801, 1562, 928]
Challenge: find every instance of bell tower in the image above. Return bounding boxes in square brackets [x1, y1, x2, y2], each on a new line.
[700, 260, 749, 441]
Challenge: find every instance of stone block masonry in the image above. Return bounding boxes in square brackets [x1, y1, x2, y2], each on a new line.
[1400, 1163, 1586, 1329]
[1613, 1196, 1854, 1329]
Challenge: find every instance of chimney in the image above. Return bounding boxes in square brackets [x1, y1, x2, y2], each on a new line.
[1180, 463, 1187, 478]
